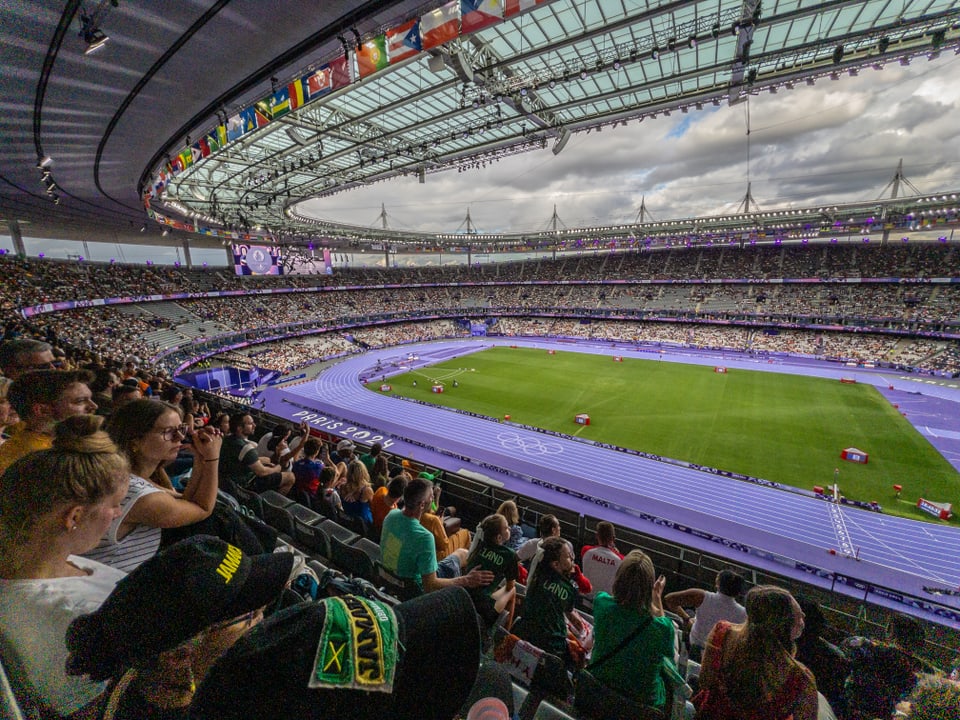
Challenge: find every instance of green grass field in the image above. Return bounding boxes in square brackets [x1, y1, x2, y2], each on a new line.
[365, 346, 960, 524]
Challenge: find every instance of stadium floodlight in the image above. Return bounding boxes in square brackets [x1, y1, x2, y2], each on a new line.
[80, 11, 108, 54]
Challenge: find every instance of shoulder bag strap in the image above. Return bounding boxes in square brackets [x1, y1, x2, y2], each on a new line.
[587, 613, 654, 670]
[100, 669, 138, 720]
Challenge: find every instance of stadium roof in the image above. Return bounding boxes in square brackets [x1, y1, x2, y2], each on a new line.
[2, 1, 959, 251]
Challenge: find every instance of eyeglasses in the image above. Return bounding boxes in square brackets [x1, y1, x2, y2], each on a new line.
[156, 423, 190, 441]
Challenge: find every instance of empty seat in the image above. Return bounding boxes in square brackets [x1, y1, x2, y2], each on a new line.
[231, 485, 263, 518]
[330, 535, 376, 581]
[260, 490, 296, 536]
[294, 516, 333, 559]
[288, 502, 321, 526]
[289, 504, 324, 554]
[315, 519, 360, 547]
[260, 490, 294, 509]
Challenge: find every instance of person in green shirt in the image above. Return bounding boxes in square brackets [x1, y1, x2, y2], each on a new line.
[465, 514, 519, 629]
[513, 536, 587, 667]
[589, 550, 676, 710]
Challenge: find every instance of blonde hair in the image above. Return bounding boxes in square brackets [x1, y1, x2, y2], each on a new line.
[612, 549, 656, 611]
[496, 500, 520, 526]
[341, 460, 371, 501]
[0, 415, 128, 571]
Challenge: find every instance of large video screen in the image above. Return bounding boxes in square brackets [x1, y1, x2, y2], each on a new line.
[232, 244, 282, 275]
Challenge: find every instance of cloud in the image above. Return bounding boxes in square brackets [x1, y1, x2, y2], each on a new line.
[301, 56, 960, 233]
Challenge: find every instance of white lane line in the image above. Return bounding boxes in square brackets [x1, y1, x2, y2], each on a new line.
[842, 511, 954, 584]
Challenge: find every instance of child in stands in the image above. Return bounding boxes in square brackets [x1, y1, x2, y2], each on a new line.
[465, 514, 519, 630]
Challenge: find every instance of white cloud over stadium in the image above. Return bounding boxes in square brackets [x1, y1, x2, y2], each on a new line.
[306, 55, 960, 234]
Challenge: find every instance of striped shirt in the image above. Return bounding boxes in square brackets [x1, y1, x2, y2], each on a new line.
[83, 474, 163, 573]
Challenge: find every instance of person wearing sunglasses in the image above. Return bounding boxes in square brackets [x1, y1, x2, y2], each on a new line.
[82, 400, 222, 573]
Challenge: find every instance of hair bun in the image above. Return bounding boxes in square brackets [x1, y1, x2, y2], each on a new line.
[52, 415, 117, 455]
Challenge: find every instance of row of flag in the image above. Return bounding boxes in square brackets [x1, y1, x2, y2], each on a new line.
[147, 0, 550, 203]
[147, 208, 267, 241]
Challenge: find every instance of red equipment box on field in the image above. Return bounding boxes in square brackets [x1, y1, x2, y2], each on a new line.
[840, 447, 868, 464]
[918, 498, 952, 520]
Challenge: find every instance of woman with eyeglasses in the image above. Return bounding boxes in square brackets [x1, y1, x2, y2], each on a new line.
[82, 399, 222, 573]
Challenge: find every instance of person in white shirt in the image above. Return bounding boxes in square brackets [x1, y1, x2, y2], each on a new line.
[663, 568, 747, 661]
[0, 415, 130, 717]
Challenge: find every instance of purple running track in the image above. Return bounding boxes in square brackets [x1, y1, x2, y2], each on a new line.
[260, 338, 960, 625]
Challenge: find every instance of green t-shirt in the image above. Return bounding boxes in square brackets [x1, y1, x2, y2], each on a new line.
[379, 509, 437, 593]
[466, 542, 519, 622]
[589, 592, 676, 708]
[516, 566, 575, 657]
[467, 542, 519, 598]
[359, 452, 377, 474]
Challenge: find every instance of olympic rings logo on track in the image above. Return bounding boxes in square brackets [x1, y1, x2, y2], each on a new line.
[497, 431, 564, 456]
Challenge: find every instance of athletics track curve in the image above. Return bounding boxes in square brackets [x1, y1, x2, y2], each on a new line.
[263, 337, 960, 624]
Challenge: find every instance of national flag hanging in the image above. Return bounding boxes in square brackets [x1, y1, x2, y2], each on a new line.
[387, 18, 421, 64]
[169, 155, 184, 174]
[179, 148, 193, 170]
[357, 34, 389, 78]
[460, 0, 503, 35]
[269, 86, 292, 118]
[504, 0, 547, 17]
[304, 67, 333, 98]
[226, 113, 244, 141]
[239, 107, 259, 133]
[421, 0, 460, 50]
[207, 124, 227, 153]
[239, 103, 270, 133]
[288, 78, 306, 110]
[191, 139, 210, 163]
[329, 54, 352, 90]
[253, 100, 272, 125]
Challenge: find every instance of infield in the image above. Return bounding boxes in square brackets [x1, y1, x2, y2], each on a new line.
[366, 346, 960, 524]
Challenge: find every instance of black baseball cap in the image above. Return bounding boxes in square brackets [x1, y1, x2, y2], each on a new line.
[66, 536, 294, 681]
[191, 586, 481, 720]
